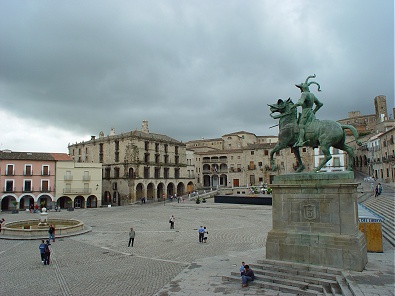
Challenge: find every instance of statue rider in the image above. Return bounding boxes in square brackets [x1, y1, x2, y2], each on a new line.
[291, 74, 323, 147]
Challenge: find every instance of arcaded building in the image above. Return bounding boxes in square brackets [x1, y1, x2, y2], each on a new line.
[186, 131, 314, 187]
[68, 121, 194, 205]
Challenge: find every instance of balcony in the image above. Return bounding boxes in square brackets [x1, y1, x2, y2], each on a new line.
[40, 187, 52, 193]
[23, 187, 33, 193]
[64, 175, 73, 181]
[4, 187, 15, 192]
[83, 175, 91, 181]
[63, 188, 92, 194]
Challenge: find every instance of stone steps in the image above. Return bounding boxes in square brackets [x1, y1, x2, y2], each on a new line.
[223, 259, 356, 296]
[362, 196, 395, 246]
[222, 274, 325, 296]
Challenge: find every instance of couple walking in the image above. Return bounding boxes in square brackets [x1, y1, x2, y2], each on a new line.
[198, 226, 208, 243]
[39, 240, 51, 265]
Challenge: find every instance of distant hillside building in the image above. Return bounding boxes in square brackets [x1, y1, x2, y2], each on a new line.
[68, 121, 194, 205]
[337, 95, 390, 136]
[186, 131, 314, 187]
[344, 95, 395, 182]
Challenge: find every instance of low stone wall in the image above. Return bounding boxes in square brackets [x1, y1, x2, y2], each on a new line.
[2, 218, 84, 238]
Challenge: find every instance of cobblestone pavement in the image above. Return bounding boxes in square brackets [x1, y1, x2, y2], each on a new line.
[0, 200, 271, 296]
[1, 196, 393, 296]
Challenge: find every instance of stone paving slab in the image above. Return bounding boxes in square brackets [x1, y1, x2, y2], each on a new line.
[0, 196, 394, 296]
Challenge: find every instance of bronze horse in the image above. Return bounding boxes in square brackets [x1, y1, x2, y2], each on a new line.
[268, 98, 362, 172]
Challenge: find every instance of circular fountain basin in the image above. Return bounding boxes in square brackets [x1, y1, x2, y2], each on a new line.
[2, 218, 89, 239]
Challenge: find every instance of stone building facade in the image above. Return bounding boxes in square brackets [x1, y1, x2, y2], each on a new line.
[68, 121, 195, 205]
[342, 95, 395, 182]
[337, 95, 390, 137]
[186, 131, 314, 188]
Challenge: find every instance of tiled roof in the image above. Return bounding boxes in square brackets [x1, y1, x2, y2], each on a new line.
[0, 151, 71, 161]
[50, 153, 73, 161]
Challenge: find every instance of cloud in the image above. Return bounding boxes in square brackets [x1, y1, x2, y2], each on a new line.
[0, 0, 393, 152]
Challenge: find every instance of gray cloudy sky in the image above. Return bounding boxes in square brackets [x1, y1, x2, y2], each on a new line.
[0, 0, 393, 153]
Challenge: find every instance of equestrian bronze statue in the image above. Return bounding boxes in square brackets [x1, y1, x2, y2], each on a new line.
[268, 75, 361, 172]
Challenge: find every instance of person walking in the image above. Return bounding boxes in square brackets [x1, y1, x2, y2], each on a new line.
[0, 218, 5, 234]
[128, 227, 135, 247]
[39, 240, 46, 263]
[203, 226, 208, 243]
[198, 226, 205, 243]
[44, 240, 51, 265]
[48, 225, 55, 242]
[169, 215, 175, 229]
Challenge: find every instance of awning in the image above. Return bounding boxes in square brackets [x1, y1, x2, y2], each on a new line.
[358, 203, 385, 223]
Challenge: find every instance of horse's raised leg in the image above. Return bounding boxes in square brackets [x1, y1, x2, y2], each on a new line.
[291, 147, 305, 172]
[314, 145, 332, 172]
[338, 143, 354, 171]
[270, 143, 284, 171]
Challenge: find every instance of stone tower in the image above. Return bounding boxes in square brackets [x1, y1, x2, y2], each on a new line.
[374, 95, 388, 122]
[141, 120, 149, 133]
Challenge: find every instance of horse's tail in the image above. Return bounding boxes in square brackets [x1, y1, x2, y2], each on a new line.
[341, 124, 362, 146]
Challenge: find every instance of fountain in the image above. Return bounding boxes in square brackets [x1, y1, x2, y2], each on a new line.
[0, 208, 91, 239]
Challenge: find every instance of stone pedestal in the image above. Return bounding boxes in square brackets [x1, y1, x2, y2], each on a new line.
[266, 171, 367, 271]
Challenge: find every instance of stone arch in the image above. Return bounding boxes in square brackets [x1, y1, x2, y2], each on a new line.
[103, 191, 111, 205]
[1, 194, 18, 211]
[136, 183, 144, 200]
[187, 181, 194, 193]
[203, 175, 211, 187]
[19, 194, 35, 210]
[87, 195, 98, 208]
[166, 182, 175, 197]
[74, 195, 85, 208]
[176, 182, 185, 196]
[147, 182, 155, 200]
[57, 196, 73, 209]
[157, 182, 165, 200]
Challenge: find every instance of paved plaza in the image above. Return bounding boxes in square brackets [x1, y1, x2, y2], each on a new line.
[1, 196, 394, 296]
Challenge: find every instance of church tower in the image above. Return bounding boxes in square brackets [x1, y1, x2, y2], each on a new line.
[374, 95, 388, 122]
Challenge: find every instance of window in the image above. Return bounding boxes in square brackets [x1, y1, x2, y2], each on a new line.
[164, 168, 169, 179]
[115, 151, 119, 162]
[333, 157, 340, 167]
[144, 167, 150, 178]
[175, 146, 179, 155]
[164, 144, 168, 153]
[114, 168, 120, 178]
[105, 168, 111, 179]
[24, 180, 32, 192]
[251, 151, 254, 155]
[5, 180, 14, 192]
[25, 165, 32, 176]
[6, 164, 14, 176]
[264, 150, 268, 156]
[42, 165, 49, 176]
[175, 168, 180, 179]
[65, 171, 72, 181]
[145, 141, 149, 151]
[41, 180, 49, 192]
[83, 171, 90, 180]
[155, 167, 161, 178]
[175, 155, 179, 164]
